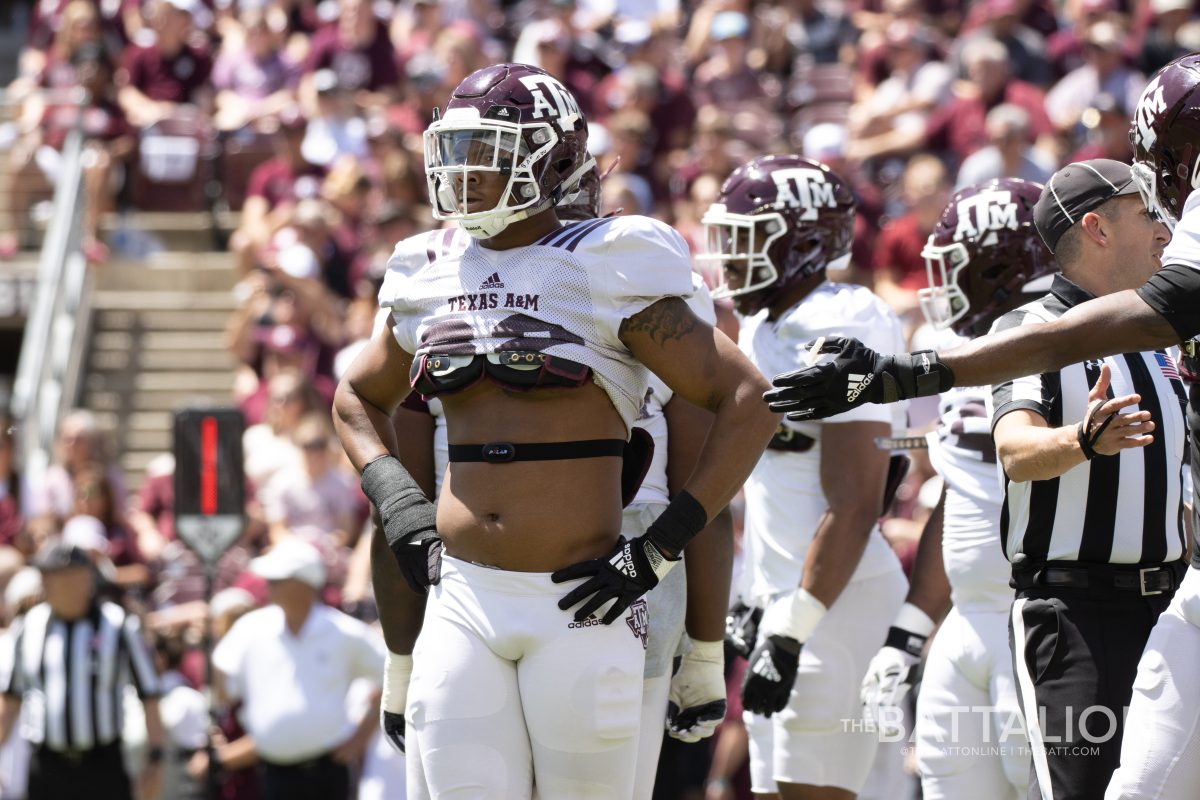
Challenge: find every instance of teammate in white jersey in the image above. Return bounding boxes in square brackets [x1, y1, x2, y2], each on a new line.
[700, 154, 908, 799]
[333, 63, 777, 799]
[859, 179, 1057, 800]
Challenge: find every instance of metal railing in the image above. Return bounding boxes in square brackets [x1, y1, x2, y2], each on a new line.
[10, 89, 93, 488]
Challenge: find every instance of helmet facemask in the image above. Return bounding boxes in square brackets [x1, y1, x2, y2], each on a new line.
[918, 238, 971, 331]
[699, 205, 788, 300]
[424, 108, 560, 239]
[1131, 159, 1178, 231]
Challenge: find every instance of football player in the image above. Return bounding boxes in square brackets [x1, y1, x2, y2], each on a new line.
[701, 155, 908, 799]
[333, 63, 777, 798]
[860, 179, 1056, 800]
[757, 54, 1200, 800]
[380, 161, 735, 799]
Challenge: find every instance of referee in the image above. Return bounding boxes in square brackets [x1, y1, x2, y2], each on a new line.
[0, 541, 165, 800]
[989, 160, 1183, 800]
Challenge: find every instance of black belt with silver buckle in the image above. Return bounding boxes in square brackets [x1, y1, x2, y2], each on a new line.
[1012, 561, 1182, 596]
[448, 439, 626, 464]
[41, 741, 119, 764]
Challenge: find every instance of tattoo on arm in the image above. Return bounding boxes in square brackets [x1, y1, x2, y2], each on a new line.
[620, 298, 698, 346]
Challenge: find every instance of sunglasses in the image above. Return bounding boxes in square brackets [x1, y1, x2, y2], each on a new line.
[300, 439, 329, 451]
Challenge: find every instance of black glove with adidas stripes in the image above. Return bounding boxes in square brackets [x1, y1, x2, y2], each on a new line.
[553, 492, 706, 624]
[552, 535, 677, 624]
[739, 588, 827, 716]
[741, 635, 802, 717]
[764, 337, 954, 421]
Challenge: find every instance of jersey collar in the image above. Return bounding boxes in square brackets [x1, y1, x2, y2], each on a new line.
[1049, 274, 1096, 309]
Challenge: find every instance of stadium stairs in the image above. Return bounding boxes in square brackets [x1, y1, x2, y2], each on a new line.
[79, 213, 239, 491]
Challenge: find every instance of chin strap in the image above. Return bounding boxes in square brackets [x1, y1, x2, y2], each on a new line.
[461, 194, 556, 239]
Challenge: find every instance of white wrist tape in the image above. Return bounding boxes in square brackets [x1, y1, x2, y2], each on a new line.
[759, 588, 827, 643]
[686, 638, 725, 665]
[893, 602, 936, 637]
[382, 652, 413, 715]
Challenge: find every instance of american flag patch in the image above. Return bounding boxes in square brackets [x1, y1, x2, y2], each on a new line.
[1156, 352, 1181, 382]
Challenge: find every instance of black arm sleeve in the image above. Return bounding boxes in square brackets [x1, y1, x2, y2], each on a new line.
[1136, 263, 1200, 341]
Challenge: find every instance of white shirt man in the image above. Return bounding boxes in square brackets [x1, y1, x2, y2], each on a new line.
[213, 539, 384, 800]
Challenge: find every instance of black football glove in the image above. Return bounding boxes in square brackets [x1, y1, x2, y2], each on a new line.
[724, 601, 763, 659]
[361, 456, 442, 594]
[381, 710, 407, 753]
[763, 337, 954, 421]
[552, 535, 678, 624]
[741, 635, 802, 717]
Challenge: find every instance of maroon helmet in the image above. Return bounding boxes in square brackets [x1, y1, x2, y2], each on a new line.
[556, 156, 601, 221]
[1130, 54, 1200, 230]
[699, 154, 855, 313]
[918, 178, 1056, 337]
[423, 63, 588, 238]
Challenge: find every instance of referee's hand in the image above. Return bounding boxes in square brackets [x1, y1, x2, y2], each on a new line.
[1085, 364, 1155, 456]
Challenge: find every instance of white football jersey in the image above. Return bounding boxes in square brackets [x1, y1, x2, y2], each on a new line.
[379, 215, 697, 433]
[427, 278, 716, 504]
[737, 283, 907, 605]
[925, 329, 1011, 611]
[381, 223, 716, 504]
[1162, 189, 1200, 270]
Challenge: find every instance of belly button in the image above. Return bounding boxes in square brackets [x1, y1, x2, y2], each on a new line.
[485, 513, 500, 523]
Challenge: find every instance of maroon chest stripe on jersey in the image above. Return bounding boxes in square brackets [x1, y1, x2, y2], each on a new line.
[561, 218, 614, 252]
[535, 220, 585, 247]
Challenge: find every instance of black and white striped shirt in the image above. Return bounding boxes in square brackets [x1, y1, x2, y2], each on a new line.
[990, 275, 1189, 565]
[1, 601, 161, 752]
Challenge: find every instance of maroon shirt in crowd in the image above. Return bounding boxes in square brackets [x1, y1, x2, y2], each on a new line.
[960, 0, 1059, 39]
[244, 156, 325, 209]
[38, 49, 83, 92]
[871, 213, 930, 290]
[121, 43, 213, 103]
[26, 0, 137, 52]
[0, 489, 21, 549]
[924, 81, 1051, 164]
[303, 20, 399, 92]
[41, 98, 133, 150]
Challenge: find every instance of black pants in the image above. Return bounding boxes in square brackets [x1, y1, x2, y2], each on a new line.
[1010, 587, 1171, 800]
[27, 742, 132, 800]
[261, 752, 350, 800]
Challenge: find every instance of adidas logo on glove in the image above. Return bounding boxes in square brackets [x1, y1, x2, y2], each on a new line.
[751, 650, 782, 683]
[846, 372, 873, 402]
[610, 542, 637, 578]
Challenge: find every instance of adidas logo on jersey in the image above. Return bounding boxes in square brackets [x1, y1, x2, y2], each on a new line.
[751, 650, 782, 682]
[479, 272, 505, 290]
[846, 373, 874, 402]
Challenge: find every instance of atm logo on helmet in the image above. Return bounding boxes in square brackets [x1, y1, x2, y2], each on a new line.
[771, 168, 838, 222]
[519, 74, 581, 122]
[1133, 76, 1166, 153]
[953, 190, 1018, 243]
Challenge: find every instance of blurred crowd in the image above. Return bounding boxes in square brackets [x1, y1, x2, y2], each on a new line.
[1, 0, 1197, 798]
